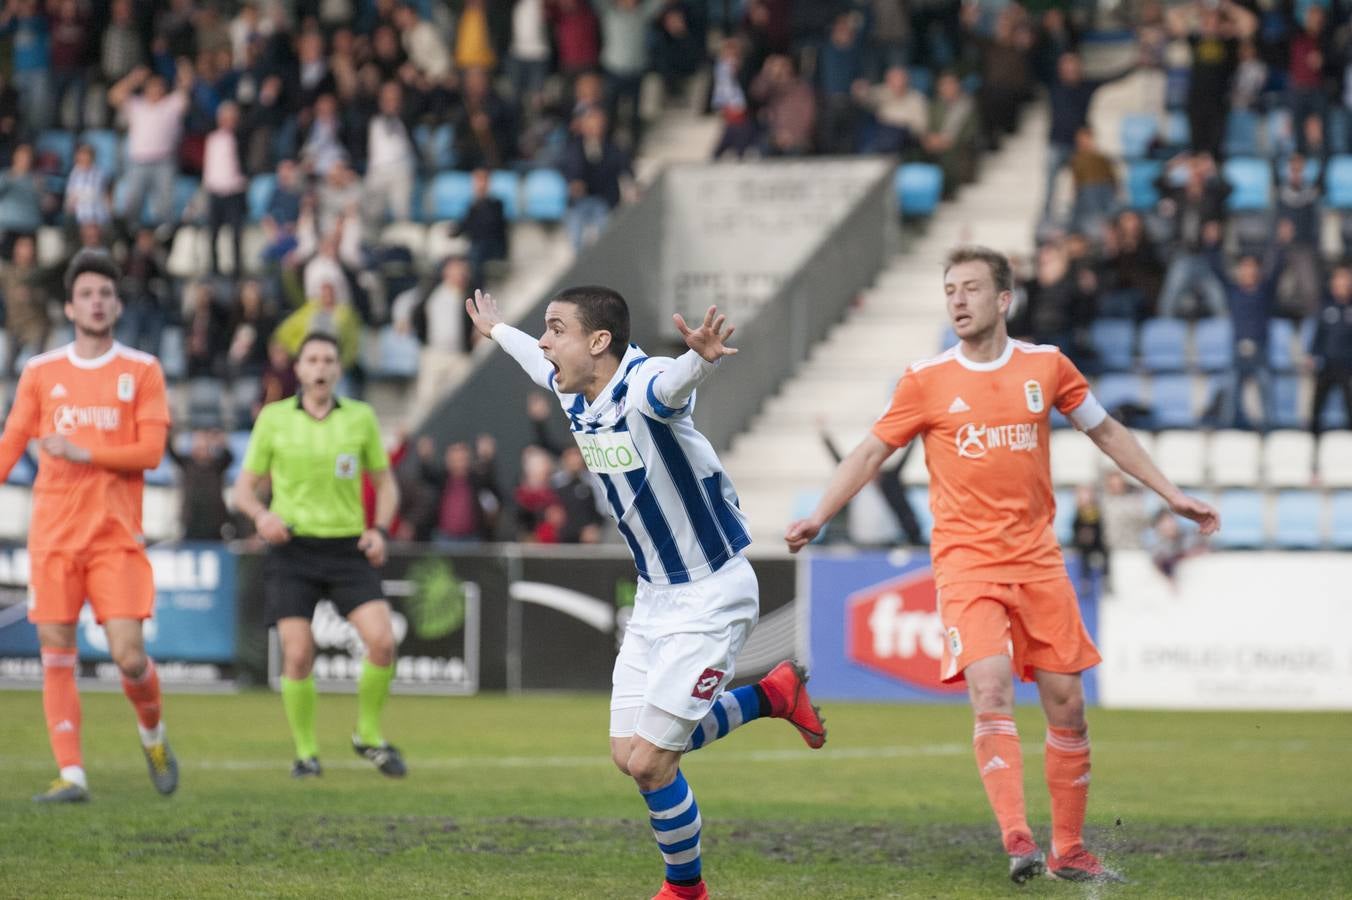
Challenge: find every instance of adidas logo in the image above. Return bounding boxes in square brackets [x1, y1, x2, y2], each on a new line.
[981, 755, 1009, 775]
[948, 396, 970, 414]
[54, 720, 75, 733]
[1073, 773, 1092, 787]
[50, 384, 68, 398]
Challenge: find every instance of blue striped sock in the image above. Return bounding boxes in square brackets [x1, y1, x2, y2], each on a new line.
[685, 685, 762, 752]
[641, 770, 702, 883]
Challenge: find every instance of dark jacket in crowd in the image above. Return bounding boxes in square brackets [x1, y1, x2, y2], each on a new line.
[1311, 299, 1352, 371]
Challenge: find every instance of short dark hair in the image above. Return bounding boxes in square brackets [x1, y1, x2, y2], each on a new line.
[553, 285, 630, 361]
[297, 332, 341, 359]
[64, 249, 121, 300]
[944, 245, 1014, 294]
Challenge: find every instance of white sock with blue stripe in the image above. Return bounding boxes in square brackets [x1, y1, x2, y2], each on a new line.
[683, 685, 765, 752]
[642, 769, 702, 885]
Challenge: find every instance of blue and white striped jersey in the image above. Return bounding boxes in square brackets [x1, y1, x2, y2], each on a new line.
[552, 343, 752, 585]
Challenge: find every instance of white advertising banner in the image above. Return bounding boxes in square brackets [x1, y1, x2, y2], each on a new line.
[1098, 551, 1352, 710]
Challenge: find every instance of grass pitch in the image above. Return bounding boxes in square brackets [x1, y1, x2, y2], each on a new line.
[0, 691, 1348, 899]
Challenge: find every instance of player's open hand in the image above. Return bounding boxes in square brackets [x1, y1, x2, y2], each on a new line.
[465, 289, 504, 339]
[358, 527, 387, 567]
[39, 434, 90, 463]
[254, 510, 292, 545]
[784, 518, 821, 553]
[674, 306, 738, 364]
[1169, 493, 1220, 535]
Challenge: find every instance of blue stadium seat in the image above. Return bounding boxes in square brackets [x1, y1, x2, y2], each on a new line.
[488, 170, 521, 220]
[1139, 318, 1188, 371]
[36, 129, 76, 172]
[1268, 319, 1297, 372]
[413, 122, 455, 171]
[1266, 108, 1296, 158]
[523, 169, 568, 221]
[1194, 317, 1234, 372]
[1274, 490, 1323, 548]
[1214, 490, 1266, 548]
[1325, 155, 1352, 209]
[1120, 114, 1157, 159]
[159, 326, 186, 379]
[1095, 373, 1147, 414]
[1152, 374, 1197, 428]
[1223, 110, 1261, 157]
[1222, 157, 1271, 212]
[906, 66, 934, 96]
[1089, 319, 1136, 372]
[895, 163, 943, 216]
[78, 129, 120, 175]
[247, 174, 276, 222]
[1126, 160, 1162, 209]
[5, 452, 35, 486]
[1164, 111, 1190, 149]
[427, 171, 473, 221]
[1271, 375, 1304, 429]
[1330, 492, 1352, 548]
[1321, 389, 1351, 429]
[905, 486, 933, 541]
[375, 327, 421, 378]
[1053, 488, 1075, 545]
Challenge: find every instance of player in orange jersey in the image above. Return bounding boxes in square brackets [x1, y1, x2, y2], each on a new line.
[787, 246, 1219, 884]
[0, 249, 178, 803]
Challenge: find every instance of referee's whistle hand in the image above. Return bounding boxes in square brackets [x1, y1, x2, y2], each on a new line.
[255, 511, 292, 545]
[358, 529, 387, 567]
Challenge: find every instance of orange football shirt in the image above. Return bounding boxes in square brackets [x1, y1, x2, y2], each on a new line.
[871, 339, 1104, 588]
[1, 343, 170, 552]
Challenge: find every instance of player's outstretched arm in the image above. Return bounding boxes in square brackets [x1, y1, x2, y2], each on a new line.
[466, 289, 555, 389]
[1085, 415, 1220, 534]
[646, 306, 739, 415]
[786, 433, 894, 552]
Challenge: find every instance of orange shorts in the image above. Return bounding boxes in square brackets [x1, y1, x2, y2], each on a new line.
[27, 548, 156, 625]
[936, 576, 1100, 684]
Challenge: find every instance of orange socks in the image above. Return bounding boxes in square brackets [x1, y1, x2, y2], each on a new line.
[1045, 725, 1091, 857]
[122, 657, 163, 733]
[41, 648, 83, 772]
[973, 713, 1031, 850]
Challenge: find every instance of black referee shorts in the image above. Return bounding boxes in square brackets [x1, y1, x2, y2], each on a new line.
[263, 536, 386, 626]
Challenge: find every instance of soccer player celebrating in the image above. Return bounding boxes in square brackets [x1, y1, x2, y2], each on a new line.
[786, 246, 1220, 884]
[467, 287, 826, 900]
[0, 249, 177, 803]
[231, 333, 405, 779]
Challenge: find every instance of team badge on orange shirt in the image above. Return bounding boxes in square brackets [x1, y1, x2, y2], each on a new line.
[1023, 380, 1044, 413]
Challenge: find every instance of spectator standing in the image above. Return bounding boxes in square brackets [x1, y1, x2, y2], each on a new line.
[1043, 51, 1133, 221]
[110, 65, 191, 229]
[750, 54, 816, 157]
[454, 68, 517, 172]
[1068, 127, 1118, 235]
[226, 279, 278, 381]
[1274, 154, 1324, 319]
[650, 1, 704, 97]
[548, 0, 602, 78]
[184, 281, 233, 380]
[254, 338, 298, 417]
[513, 445, 560, 541]
[0, 0, 51, 133]
[855, 66, 929, 155]
[598, 0, 661, 148]
[1309, 264, 1352, 437]
[204, 103, 249, 276]
[1070, 484, 1107, 598]
[48, 0, 89, 132]
[101, 0, 145, 88]
[454, 169, 509, 290]
[552, 446, 604, 542]
[1155, 154, 1230, 318]
[1103, 210, 1164, 320]
[63, 144, 112, 229]
[435, 441, 493, 544]
[117, 227, 170, 355]
[563, 108, 633, 250]
[1166, 0, 1257, 158]
[510, 0, 551, 112]
[816, 11, 866, 155]
[410, 256, 474, 356]
[364, 81, 416, 228]
[395, 4, 453, 82]
[0, 234, 47, 374]
[1100, 471, 1147, 553]
[710, 37, 757, 159]
[261, 159, 304, 265]
[0, 144, 48, 255]
[454, 0, 501, 72]
[1211, 243, 1282, 430]
[275, 280, 362, 371]
[1287, 5, 1332, 130]
[165, 429, 235, 540]
[921, 71, 977, 195]
[301, 94, 349, 179]
[1230, 39, 1267, 113]
[864, 0, 910, 81]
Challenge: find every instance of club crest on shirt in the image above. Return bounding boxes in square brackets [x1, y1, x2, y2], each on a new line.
[335, 453, 358, 479]
[947, 626, 963, 657]
[690, 667, 725, 700]
[1024, 380, 1044, 414]
[117, 372, 135, 402]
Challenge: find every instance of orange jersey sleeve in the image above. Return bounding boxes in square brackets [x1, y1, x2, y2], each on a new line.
[0, 362, 41, 482]
[880, 341, 1097, 588]
[22, 344, 170, 552]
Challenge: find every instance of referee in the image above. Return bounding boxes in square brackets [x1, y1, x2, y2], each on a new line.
[232, 333, 406, 779]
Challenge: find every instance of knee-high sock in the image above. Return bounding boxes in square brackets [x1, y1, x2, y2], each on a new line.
[281, 675, 319, 759]
[683, 685, 765, 752]
[356, 658, 394, 746]
[973, 713, 1031, 850]
[42, 648, 83, 777]
[121, 657, 163, 744]
[1045, 725, 1092, 857]
[642, 770, 703, 885]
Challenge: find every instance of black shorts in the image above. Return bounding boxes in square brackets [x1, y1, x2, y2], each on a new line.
[263, 537, 386, 626]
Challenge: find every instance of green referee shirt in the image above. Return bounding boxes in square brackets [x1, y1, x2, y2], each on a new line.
[242, 394, 390, 538]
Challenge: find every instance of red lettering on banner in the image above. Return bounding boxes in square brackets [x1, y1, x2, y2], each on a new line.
[846, 569, 965, 693]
